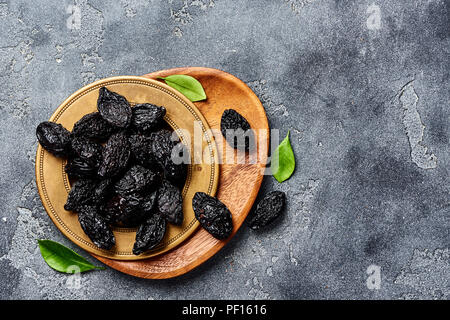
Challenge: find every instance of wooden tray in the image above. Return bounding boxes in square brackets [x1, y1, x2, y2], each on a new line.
[92, 67, 269, 278]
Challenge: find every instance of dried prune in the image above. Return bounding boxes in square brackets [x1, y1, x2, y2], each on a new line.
[36, 121, 71, 157]
[156, 180, 183, 225]
[192, 192, 233, 239]
[78, 205, 115, 250]
[97, 87, 132, 128]
[131, 103, 166, 132]
[64, 157, 98, 179]
[247, 191, 286, 230]
[104, 191, 156, 227]
[64, 179, 96, 212]
[163, 142, 188, 187]
[64, 179, 112, 212]
[128, 134, 159, 169]
[70, 136, 102, 168]
[220, 109, 254, 151]
[114, 165, 159, 196]
[98, 132, 130, 178]
[151, 129, 176, 164]
[133, 213, 166, 255]
[72, 112, 115, 141]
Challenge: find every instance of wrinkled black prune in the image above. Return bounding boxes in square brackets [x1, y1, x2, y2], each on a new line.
[64, 157, 98, 179]
[64, 178, 112, 212]
[133, 213, 166, 255]
[131, 103, 166, 132]
[36, 121, 71, 157]
[114, 165, 159, 196]
[128, 134, 159, 169]
[151, 129, 176, 164]
[247, 191, 286, 230]
[163, 142, 188, 187]
[220, 109, 254, 151]
[156, 180, 183, 225]
[97, 87, 132, 128]
[72, 112, 115, 141]
[64, 179, 97, 212]
[192, 192, 233, 240]
[70, 136, 103, 168]
[104, 190, 157, 227]
[78, 205, 115, 250]
[98, 131, 130, 178]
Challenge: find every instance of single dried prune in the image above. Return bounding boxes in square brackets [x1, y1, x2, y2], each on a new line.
[151, 129, 176, 164]
[70, 136, 103, 168]
[64, 179, 112, 212]
[192, 192, 233, 240]
[65, 157, 98, 179]
[36, 121, 71, 157]
[114, 165, 160, 196]
[156, 180, 183, 225]
[92, 178, 114, 204]
[220, 109, 254, 151]
[133, 213, 166, 255]
[98, 132, 130, 178]
[78, 205, 115, 250]
[72, 112, 115, 141]
[104, 190, 157, 227]
[163, 142, 188, 187]
[97, 87, 132, 128]
[64, 179, 96, 212]
[128, 134, 159, 169]
[131, 103, 166, 132]
[247, 191, 286, 230]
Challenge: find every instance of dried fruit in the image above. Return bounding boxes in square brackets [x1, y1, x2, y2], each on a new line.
[133, 213, 166, 255]
[192, 192, 233, 240]
[163, 142, 188, 187]
[114, 165, 159, 196]
[220, 109, 253, 151]
[98, 132, 130, 178]
[64, 157, 98, 179]
[64, 179, 97, 212]
[104, 190, 157, 227]
[97, 87, 132, 128]
[64, 179, 112, 212]
[151, 129, 176, 164]
[78, 205, 115, 250]
[156, 180, 183, 225]
[36, 121, 71, 157]
[128, 134, 158, 169]
[131, 103, 166, 132]
[247, 191, 286, 230]
[70, 136, 102, 167]
[72, 112, 115, 141]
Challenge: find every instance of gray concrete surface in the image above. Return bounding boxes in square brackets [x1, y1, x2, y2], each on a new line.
[0, 0, 448, 300]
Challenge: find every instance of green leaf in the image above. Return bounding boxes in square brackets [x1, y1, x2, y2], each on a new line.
[271, 130, 295, 183]
[159, 75, 207, 102]
[38, 239, 105, 273]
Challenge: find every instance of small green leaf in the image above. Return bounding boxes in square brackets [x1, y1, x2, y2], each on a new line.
[38, 239, 105, 273]
[271, 130, 295, 183]
[159, 75, 207, 102]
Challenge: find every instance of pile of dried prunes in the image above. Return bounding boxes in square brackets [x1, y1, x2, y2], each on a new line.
[36, 87, 187, 255]
[37, 87, 287, 255]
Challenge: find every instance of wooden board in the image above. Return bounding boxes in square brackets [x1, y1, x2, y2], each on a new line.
[92, 67, 269, 278]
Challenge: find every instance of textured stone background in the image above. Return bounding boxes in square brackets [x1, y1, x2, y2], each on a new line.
[0, 0, 448, 300]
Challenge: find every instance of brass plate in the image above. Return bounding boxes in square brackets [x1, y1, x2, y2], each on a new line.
[35, 76, 219, 260]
